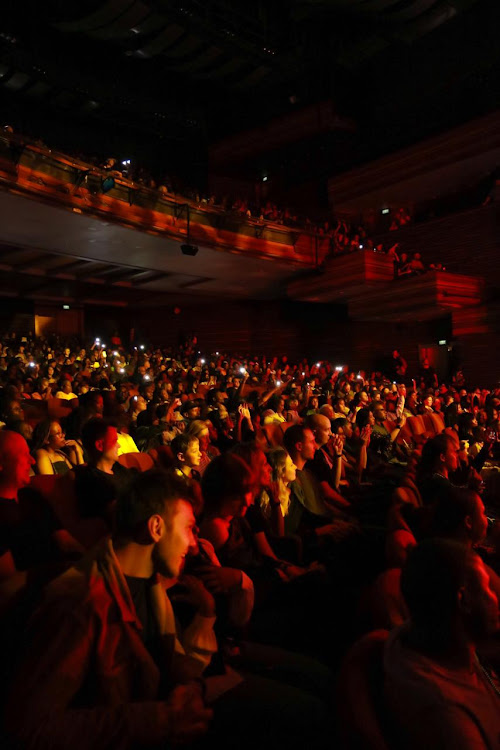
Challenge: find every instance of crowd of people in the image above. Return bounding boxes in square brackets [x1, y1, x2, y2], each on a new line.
[0, 331, 499, 748]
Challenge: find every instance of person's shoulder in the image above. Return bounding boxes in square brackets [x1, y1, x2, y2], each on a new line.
[112, 461, 133, 477]
[200, 517, 230, 549]
[44, 547, 113, 613]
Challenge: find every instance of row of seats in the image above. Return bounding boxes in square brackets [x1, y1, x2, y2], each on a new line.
[22, 397, 76, 424]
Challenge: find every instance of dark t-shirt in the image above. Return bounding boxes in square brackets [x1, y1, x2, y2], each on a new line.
[306, 448, 337, 489]
[0, 487, 61, 570]
[74, 462, 131, 521]
[124, 574, 160, 659]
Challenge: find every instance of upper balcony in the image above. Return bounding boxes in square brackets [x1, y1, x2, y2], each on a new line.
[0, 133, 329, 270]
[287, 250, 484, 322]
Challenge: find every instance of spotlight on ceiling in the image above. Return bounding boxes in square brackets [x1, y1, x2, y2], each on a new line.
[181, 243, 199, 256]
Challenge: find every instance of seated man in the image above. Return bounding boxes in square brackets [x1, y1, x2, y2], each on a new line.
[75, 418, 131, 524]
[0, 430, 82, 571]
[5, 471, 215, 749]
[304, 414, 351, 510]
[6, 470, 330, 750]
[283, 425, 354, 548]
[384, 538, 500, 750]
[369, 405, 406, 464]
[331, 416, 369, 486]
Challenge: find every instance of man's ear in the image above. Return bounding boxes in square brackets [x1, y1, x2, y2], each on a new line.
[147, 514, 164, 543]
[95, 438, 104, 453]
[464, 515, 473, 533]
[177, 452, 185, 464]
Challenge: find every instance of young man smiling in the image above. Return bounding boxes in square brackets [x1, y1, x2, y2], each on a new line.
[5, 471, 215, 749]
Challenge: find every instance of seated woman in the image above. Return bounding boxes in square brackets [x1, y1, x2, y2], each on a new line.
[55, 378, 78, 401]
[32, 419, 84, 475]
[31, 377, 53, 401]
[259, 447, 296, 538]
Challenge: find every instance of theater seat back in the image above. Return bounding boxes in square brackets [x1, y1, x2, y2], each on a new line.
[117, 452, 154, 472]
[29, 474, 107, 548]
[149, 445, 174, 469]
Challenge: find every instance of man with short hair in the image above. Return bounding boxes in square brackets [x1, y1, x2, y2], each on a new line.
[5, 471, 215, 749]
[181, 400, 200, 421]
[304, 414, 350, 509]
[0, 431, 81, 570]
[384, 538, 500, 749]
[284, 425, 350, 540]
[75, 418, 130, 523]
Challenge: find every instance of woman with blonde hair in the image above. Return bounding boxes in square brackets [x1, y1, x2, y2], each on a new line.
[260, 447, 297, 537]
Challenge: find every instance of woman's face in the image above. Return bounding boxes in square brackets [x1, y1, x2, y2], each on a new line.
[48, 422, 65, 451]
[283, 454, 297, 484]
[135, 396, 147, 412]
[197, 428, 210, 452]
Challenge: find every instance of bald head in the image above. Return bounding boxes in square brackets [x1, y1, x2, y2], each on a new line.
[305, 414, 331, 447]
[319, 404, 334, 420]
[0, 429, 26, 457]
[0, 430, 33, 497]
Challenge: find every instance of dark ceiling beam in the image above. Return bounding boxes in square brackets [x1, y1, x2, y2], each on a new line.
[9, 253, 52, 270]
[132, 270, 171, 285]
[178, 276, 214, 289]
[52, 259, 97, 274]
[0, 248, 41, 265]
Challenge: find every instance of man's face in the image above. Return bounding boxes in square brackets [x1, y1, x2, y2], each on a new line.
[442, 440, 459, 473]
[187, 406, 200, 419]
[343, 422, 353, 440]
[102, 427, 119, 464]
[299, 429, 317, 461]
[0, 432, 34, 489]
[469, 494, 489, 545]
[314, 416, 332, 448]
[463, 556, 499, 639]
[257, 450, 272, 487]
[135, 396, 147, 412]
[7, 400, 24, 421]
[155, 500, 197, 578]
[374, 408, 386, 423]
[360, 391, 369, 404]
